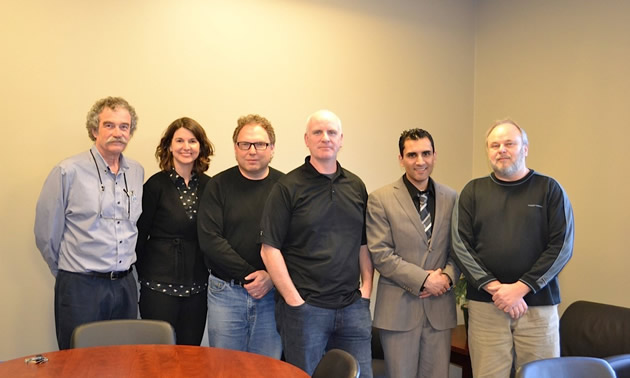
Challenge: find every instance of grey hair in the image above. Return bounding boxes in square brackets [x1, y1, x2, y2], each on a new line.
[305, 109, 342, 133]
[86, 97, 138, 141]
[486, 118, 528, 146]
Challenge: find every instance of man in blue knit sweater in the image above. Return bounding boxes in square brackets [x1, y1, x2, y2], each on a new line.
[452, 119, 574, 378]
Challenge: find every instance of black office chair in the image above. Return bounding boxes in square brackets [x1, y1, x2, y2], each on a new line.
[516, 356, 616, 378]
[70, 319, 176, 348]
[312, 348, 360, 378]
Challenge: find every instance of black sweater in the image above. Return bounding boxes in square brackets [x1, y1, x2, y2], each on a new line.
[452, 170, 574, 306]
[197, 166, 284, 283]
[135, 170, 210, 285]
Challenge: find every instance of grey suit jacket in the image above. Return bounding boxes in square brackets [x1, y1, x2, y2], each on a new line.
[367, 177, 459, 331]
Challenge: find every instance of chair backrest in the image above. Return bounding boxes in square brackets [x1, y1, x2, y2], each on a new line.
[605, 354, 630, 378]
[70, 319, 176, 349]
[516, 356, 616, 378]
[312, 348, 360, 378]
[560, 300, 630, 357]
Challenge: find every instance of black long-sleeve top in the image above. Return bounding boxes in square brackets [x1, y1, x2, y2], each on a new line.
[197, 166, 284, 283]
[452, 170, 574, 306]
[135, 170, 210, 285]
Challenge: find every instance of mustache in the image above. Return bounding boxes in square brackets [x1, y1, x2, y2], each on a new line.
[106, 136, 128, 144]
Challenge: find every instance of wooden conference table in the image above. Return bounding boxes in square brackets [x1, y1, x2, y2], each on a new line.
[1, 344, 310, 377]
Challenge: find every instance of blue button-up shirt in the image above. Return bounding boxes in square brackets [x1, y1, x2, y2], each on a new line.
[35, 145, 144, 276]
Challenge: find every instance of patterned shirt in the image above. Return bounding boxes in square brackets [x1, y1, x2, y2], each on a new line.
[141, 169, 206, 297]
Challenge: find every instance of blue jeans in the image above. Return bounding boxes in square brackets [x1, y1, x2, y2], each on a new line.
[206, 273, 282, 358]
[277, 297, 373, 377]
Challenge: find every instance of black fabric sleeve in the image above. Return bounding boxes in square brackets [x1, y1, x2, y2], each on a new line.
[451, 183, 495, 291]
[360, 183, 368, 246]
[135, 175, 160, 268]
[519, 180, 574, 292]
[259, 181, 292, 250]
[197, 177, 257, 282]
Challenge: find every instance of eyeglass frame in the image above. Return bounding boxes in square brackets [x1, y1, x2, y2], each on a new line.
[236, 141, 270, 151]
[98, 185, 131, 221]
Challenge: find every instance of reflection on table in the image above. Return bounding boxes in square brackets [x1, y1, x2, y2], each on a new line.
[1, 344, 310, 377]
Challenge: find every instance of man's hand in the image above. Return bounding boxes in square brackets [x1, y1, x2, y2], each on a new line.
[420, 268, 450, 297]
[243, 270, 274, 300]
[284, 295, 305, 307]
[507, 298, 528, 319]
[484, 280, 501, 295]
[491, 281, 531, 312]
[483, 280, 530, 319]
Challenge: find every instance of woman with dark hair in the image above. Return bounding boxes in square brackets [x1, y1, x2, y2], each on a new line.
[135, 117, 214, 345]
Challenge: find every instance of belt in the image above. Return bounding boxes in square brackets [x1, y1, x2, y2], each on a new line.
[84, 268, 132, 280]
[210, 271, 245, 287]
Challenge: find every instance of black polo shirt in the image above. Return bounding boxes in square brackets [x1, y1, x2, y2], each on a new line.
[260, 156, 368, 309]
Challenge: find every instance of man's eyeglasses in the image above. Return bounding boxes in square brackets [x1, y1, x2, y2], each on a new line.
[98, 187, 131, 221]
[90, 149, 131, 221]
[236, 142, 270, 151]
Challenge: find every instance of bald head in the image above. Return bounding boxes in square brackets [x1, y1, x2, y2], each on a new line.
[485, 118, 528, 148]
[304, 109, 344, 172]
[306, 110, 342, 133]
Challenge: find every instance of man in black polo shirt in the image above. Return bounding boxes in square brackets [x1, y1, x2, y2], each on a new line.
[260, 109, 374, 377]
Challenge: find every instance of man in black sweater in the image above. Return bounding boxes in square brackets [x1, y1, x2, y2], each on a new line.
[198, 114, 284, 358]
[452, 119, 574, 378]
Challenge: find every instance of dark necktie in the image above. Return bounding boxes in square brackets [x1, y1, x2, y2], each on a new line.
[418, 193, 432, 240]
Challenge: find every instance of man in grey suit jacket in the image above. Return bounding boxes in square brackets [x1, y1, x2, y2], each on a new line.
[367, 128, 458, 378]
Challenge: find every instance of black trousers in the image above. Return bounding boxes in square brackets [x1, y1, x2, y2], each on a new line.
[54, 270, 138, 350]
[138, 285, 207, 345]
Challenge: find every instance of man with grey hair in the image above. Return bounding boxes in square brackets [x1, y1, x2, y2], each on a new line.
[260, 110, 374, 377]
[35, 96, 144, 350]
[452, 119, 574, 377]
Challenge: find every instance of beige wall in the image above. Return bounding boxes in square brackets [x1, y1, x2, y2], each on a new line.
[4, 0, 627, 363]
[0, 0, 474, 360]
[473, 0, 630, 313]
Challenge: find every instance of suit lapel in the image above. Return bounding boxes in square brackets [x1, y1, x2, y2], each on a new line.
[432, 182, 446, 238]
[392, 178, 425, 238]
